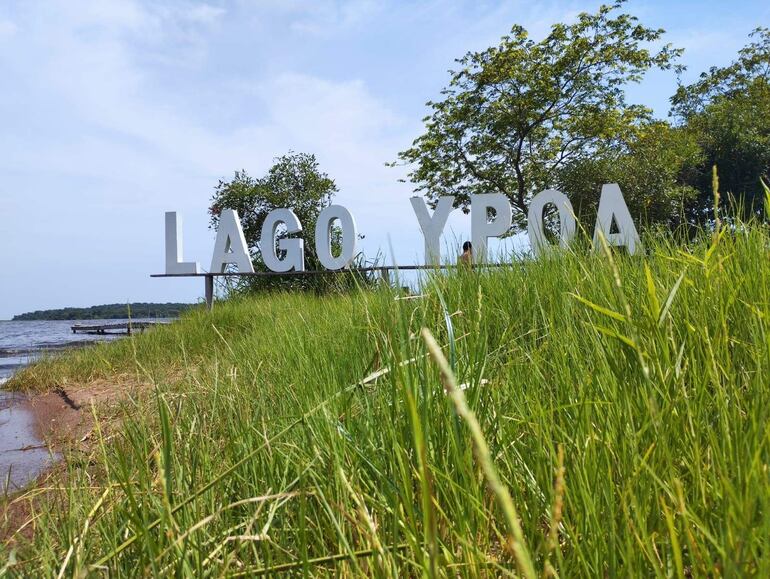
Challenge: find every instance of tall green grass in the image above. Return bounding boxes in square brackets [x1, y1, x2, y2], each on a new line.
[3, 219, 770, 576]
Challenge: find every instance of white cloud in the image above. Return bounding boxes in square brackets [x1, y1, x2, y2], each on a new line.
[239, 0, 380, 36]
[0, 17, 16, 38]
[180, 3, 226, 25]
[0, 0, 421, 319]
[0, 0, 403, 174]
[1, 0, 761, 318]
[291, 3, 377, 35]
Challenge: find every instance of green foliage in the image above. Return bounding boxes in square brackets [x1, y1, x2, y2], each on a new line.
[671, 28, 770, 221]
[209, 152, 366, 293]
[209, 152, 337, 252]
[11, 303, 193, 321]
[397, 8, 768, 234]
[396, 1, 680, 229]
[5, 215, 770, 575]
[557, 121, 702, 228]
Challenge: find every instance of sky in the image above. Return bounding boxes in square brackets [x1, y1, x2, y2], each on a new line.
[0, 0, 768, 319]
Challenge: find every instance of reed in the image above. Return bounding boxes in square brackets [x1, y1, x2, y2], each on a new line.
[3, 211, 770, 576]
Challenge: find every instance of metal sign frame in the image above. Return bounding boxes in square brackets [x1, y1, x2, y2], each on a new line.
[151, 264, 505, 310]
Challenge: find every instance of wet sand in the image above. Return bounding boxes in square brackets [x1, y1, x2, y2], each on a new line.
[0, 391, 58, 494]
[1, 320, 166, 543]
[1, 379, 136, 543]
[1, 371, 148, 501]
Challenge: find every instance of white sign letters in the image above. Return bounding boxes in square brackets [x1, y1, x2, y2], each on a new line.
[470, 193, 512, 264]
[410, 196, 455, 265]
[164, 183, 641, 274]
[593, 183, 641, 256]
[261, 209, 305, 273]
[527, 190, 576, 258]
[210, 209, 254, 273]
[165, 212, 200, 274]
[315, 205, 358, 270]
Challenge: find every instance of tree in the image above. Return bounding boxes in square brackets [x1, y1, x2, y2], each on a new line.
[557, 121, 702, 230]
[209, 152, 343, 291]
[395, 1, 681, 230]
[671, 28, 770, 221]
[209, 152, 337, 257]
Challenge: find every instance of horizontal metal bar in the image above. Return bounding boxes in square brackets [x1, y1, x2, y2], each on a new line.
[151, 263, 512, 278]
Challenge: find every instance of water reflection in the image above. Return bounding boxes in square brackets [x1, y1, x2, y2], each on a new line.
[0, 392, 58, 493]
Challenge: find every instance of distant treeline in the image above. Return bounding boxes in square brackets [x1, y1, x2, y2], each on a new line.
[13, 303, 195, 321]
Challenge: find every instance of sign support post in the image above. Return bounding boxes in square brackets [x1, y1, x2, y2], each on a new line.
[205, 274, 214, 311]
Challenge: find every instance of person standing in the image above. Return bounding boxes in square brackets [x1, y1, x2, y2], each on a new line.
[458, 241, 473, 268]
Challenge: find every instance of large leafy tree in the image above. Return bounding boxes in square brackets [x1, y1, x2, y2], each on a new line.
[396, 1, 681, 229]
[671, 28, 770, 221]
[209, 152, 337, 260]
[208, 152, 342, 291]
[557, 121, 702, 230]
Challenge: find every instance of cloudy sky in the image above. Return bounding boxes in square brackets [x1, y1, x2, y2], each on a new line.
[0, 0, 767, 319]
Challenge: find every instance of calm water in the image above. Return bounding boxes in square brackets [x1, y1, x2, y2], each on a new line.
[0, 319, 167, 492]
[0, 389, 56, 493]
[0, 320, 132, 384]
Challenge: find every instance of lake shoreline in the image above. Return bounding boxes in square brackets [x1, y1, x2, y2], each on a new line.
[0, 390, 59, 503]
[1, 369, 146, 545]
[0, 319, 169, 545]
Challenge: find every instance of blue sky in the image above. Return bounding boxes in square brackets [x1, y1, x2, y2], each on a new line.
[0, 0, 767, 319]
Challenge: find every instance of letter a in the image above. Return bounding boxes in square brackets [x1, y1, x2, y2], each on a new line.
[210, 209, 255, 273]
[593, 184, 641, 255]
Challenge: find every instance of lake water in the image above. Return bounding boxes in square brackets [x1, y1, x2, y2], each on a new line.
[0, 320, 142, 384]
[0, 319, 166, 492]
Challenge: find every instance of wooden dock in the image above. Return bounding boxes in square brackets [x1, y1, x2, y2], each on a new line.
[71, 321, 167, 335]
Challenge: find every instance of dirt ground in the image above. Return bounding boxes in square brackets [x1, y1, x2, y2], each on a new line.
[0, 376, 149, 546]
[27, 379, 134, 444]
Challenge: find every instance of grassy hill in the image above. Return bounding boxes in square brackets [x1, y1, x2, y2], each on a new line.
[3, 223, 769, 575]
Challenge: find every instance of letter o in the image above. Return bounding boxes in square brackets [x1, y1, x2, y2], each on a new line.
[527, 190, 576, 258]
[315, 205, 358, 270]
